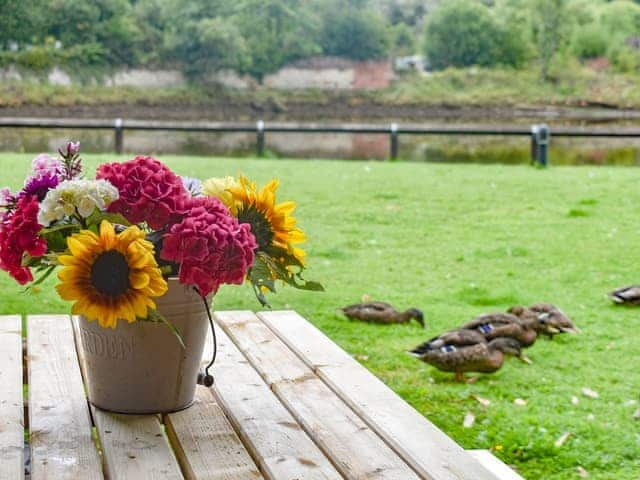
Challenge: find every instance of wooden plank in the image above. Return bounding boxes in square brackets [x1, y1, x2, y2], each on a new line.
[92, 408, 184, 480]
[27, 315, 103, 480]
[467, 451, 524, 480]
[215, 311, 420, 480]
[69, 316, 183, 480]
[165, 386, 263, 480]
[203, 321, 342, 480]
[258, 310, 500, 480]
[0, 315, 24, 480]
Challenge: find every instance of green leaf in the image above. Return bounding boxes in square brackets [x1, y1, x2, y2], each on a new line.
[86, 210, 131, 228]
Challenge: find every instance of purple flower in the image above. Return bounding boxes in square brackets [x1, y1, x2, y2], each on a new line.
[181, 176, 202, 196]
[0, 187, 12, 208]
[22, 173, 60, 202]
[31, 154, 62, 177]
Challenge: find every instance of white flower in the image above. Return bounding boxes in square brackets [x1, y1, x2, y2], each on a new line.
[38, 179, 119, 226]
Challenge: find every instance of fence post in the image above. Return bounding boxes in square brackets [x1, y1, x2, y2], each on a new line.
[256, 120, 265, 157]
[537, 124, 549, 167]
[530, 124, 539, 165]
[114, 118, 123, 154]
[390, 123, 399, 161]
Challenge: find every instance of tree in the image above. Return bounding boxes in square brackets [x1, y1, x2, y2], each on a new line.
[530, 0, 571, 81]
[171, 18, 248, 79]
[424, 0, 528, 69]
[233, 0, 321, 80]
[319, 6, 391, 60]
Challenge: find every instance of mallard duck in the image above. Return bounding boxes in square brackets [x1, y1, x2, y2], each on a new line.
[461, 312, 537, 347]
[339, 301, 424, 327]
[508, 304, 580, 338]
[609, 286, 640, 306]
[409, 331, 529, 382]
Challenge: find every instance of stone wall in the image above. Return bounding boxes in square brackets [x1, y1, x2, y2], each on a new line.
[0, 57, 396, 90]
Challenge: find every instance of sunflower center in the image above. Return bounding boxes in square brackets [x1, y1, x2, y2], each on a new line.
[90, 250, 130, 297]
[237, 204, 274, 250]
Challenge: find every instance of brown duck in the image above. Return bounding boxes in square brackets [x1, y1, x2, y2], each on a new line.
[339, 301, 424, 327]
[508, 304, 580, 338]
[609, 286, 640, 306]
[409, 330, 528, 382]
[461, 312, 538, 347]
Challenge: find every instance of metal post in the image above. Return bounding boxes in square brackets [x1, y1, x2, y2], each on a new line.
[114, 118, 123, 154]
[390, 123, 399, 161]
[537, 124, 549, 167]
[530, 124, 539, 165]
[256, 120, 265, 157]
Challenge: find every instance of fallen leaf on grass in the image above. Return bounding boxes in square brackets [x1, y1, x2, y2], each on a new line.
[571, 396, 579, 405]
[634, 409, 640, 420]
[361, 293, 371, 302]
[463, 412, 475, 428]
[514, 398, 527, 406]
[587, 414, 595, 421]
[554, 432, 572, 447]
[471, 395, 491, 407]
[582, 387, 599, 399]
[577, 466, 589, 478]
[354, 354, 369, 361]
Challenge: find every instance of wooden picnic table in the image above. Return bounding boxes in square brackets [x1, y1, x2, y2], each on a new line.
[0, 311, 524, 480]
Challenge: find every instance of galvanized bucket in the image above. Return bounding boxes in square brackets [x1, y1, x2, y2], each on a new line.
[77, 278, 210, 414]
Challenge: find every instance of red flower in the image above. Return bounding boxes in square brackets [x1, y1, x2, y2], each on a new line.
[96, 156, 189, 230]
[0, 195, 47, 284]
[160, 197, 257, 296]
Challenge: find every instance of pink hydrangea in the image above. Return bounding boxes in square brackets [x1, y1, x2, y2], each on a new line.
[0, 195, 47, 284]
[96, 156, 190, 230]
[160, 197, 257, 296]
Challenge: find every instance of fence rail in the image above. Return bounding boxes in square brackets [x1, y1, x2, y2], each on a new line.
[3, 117, 640, 164]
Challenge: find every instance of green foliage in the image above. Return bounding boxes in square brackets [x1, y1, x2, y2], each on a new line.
[599, 0, 640, 37]
[389, 22, 416, 56]
[424, 0, 529, 69]
[608, 43, 640, 73]
[319, 4, 391, 60]
[234, 0, 321, 80]
[571, 23, 608, 59]
[170, 18, 248, 79]
[530, 0, 573, 80]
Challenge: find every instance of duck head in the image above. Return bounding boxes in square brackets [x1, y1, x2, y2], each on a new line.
[407, 308, 425, 328]
[489, 337, 532, 364]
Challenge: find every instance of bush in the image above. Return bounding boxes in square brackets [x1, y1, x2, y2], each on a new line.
[608, 42, 639, 73]
[571, 23, 608, 59]
[599, 0, 640, 37]
[320, 8, 390, 60]
[424, 0, 529, 69]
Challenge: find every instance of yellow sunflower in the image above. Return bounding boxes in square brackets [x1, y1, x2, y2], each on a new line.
[205, 175, 306, 265]
[56, 220, 168, 329]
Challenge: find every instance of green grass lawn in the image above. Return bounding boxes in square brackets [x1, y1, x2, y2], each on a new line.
[1, 153, 639, 479]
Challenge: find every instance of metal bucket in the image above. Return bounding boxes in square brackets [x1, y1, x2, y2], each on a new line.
[77, 278, 209, 414]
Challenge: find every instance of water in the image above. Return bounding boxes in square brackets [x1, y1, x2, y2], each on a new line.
[1, 126, 640, 165]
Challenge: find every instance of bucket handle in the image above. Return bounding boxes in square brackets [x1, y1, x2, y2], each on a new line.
[196, 291, 216, 387]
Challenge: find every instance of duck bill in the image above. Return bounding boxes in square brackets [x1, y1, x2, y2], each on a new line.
[546, 326, 561, 334]
[518, 354, 533, 365]
[561, 326, 581, 334]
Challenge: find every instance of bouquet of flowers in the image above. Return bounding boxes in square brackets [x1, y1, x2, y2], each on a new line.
[0, 142, 322, 331]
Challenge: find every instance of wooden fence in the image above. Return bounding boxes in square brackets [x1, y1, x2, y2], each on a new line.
[2, 117, 640, 164]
